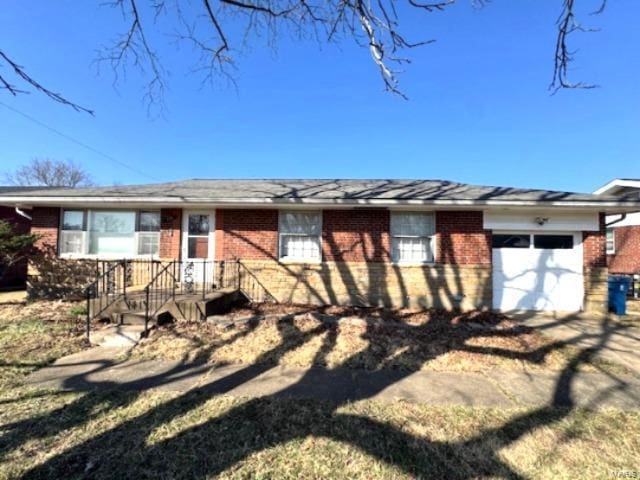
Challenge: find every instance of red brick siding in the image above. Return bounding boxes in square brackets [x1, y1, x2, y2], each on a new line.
[220, 209, 278, 260]
[435, 211, 491, 265]
[583, 213, 606, 268]
[159, 208, 182, 259]
[322, 209, 390, 262]
[31, 207, 60, 255]
[607, 225, 640, 273]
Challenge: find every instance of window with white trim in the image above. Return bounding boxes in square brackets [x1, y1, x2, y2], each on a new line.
[59, 210, 86, 255]
[606, 228, 615, 254]
[279, 211, 322, 261]
[59, 210, 161, 257]
[391, 212, 435, 263]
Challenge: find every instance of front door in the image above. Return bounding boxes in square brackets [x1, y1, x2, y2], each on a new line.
[181, 211, 215, 291]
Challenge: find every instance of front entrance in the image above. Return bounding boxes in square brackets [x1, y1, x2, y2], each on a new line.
[181, 211, 215, 291]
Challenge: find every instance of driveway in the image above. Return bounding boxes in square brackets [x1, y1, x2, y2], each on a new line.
[513, 313, 640, 376]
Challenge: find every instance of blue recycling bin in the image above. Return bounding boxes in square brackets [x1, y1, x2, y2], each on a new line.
[608, 276, 632, 315]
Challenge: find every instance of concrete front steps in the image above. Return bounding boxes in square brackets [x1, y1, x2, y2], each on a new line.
[89, 287, 246, 347]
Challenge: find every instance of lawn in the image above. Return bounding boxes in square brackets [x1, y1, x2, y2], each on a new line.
[130, 303, 628, 375]
[0, 300, 638, 479]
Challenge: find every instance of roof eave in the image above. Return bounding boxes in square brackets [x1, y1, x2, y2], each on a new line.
[594, 179, 640, 196]
[1, 195, 640, 212]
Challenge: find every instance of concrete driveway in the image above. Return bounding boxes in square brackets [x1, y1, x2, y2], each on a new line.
[513, 313, 640, 376]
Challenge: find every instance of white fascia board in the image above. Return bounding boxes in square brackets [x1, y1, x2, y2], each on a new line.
[2, 195, 640, 212]
[484, 211, 599, 232]
[593, 179, 640, 195]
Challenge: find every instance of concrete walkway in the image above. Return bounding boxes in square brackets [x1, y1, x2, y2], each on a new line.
[27, 347, 640, 410]
[514, 313, 640, 376]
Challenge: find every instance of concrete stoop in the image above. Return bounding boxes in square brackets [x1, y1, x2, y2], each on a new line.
[90, 324, 147, 347]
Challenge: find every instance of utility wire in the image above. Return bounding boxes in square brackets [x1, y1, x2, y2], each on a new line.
[0, 100, 159, 181]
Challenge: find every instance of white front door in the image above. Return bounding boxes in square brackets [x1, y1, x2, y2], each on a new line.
[181, 211, 215, 290]
[492, 232, 584, 312]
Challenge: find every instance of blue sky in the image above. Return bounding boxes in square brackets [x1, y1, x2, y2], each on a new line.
[0, 0, 638, 193]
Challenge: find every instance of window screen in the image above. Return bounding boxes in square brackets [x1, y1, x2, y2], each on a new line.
[279, 211, 322, 261]
[391, 212, 435, 262]
[533, 235, 574, 249]
[492, 234, 531, 249]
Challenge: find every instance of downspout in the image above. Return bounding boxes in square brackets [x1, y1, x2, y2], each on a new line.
[14, 205, 32, 221]
[606, 213, 627, 228]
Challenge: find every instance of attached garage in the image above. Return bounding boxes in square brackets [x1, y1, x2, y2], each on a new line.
[491, 232, 584, 312]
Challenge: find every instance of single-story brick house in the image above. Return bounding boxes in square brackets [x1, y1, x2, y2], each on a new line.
[2, 178, 640, 313]
[594, 179, 640, 275]
[0, 187, 33, 290]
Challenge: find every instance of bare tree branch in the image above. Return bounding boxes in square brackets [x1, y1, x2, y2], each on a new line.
[550, 0, 606, 92]
[0, 50, 94, 114]
[3, 158, 94, 188]
[0, 0, 612, 113]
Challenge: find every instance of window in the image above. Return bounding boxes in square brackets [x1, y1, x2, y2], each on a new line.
[137, 212, 161, 255]
[279, 211, 321, 261]
[606, 228, 615, 254]
[533, 234, 573, 249]
[391, 212, 435, 263]
[60, 209, 160, 257]
[492, 234, 531, 249]
[88, 211, 136, 255]
[59, 210, 85, 254]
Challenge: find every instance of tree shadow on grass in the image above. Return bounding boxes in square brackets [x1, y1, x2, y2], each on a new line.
[7, 309, 636, 479]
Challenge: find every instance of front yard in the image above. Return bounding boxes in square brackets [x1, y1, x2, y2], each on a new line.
[130, 303, 628, 375]
[0, 300, 638, 479]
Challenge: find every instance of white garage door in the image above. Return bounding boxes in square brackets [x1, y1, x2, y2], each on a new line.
[492, 232, 584, 312]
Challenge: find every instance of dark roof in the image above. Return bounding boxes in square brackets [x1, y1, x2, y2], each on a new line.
[0, 186, 57, 194]
[0, 179, 625, 203]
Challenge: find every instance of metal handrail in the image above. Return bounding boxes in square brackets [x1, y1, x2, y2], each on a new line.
[85, 260, 126, 339]
[235, 260, 276, 303]
[143, 261, 178, 335]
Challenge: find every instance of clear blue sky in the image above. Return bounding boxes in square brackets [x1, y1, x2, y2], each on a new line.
[0, 1, 638, 192]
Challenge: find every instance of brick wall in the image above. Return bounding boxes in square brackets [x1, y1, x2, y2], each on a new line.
[31, 207, 60, 254]
[234, 259, 491, 310]
[220, 209, 279, 260]
[159, 208, 182, 259]
[582, 213, 608, 314]
[607, 225, 640, 274]
[583, 213, 607, 268]
[322, 209, 390, 262]
[435, 211, 491, 265]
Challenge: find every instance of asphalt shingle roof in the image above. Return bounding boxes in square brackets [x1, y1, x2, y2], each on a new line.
[0, 179, 626, 203]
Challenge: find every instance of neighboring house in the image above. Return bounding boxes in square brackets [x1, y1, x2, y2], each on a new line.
[0, 187, 33, 290]
[1, 178, 639, 313]
[594, 179, 640, 275]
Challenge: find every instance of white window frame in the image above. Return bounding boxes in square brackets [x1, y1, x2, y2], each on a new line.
[59, 209, 88, 256]
[390, 211, 436, 264]
[59, 209, 161, 259]
[278, 210, 322, 263]
[606, 228, 615, 254]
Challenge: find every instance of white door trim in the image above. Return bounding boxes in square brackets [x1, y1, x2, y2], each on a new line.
[181, 210, 215, 286]
[181, 210, 215, 261]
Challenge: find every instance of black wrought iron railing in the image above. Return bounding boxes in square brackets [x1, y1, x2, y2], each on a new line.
[235, 260, 276, 303]
[85, 258, 275, 338]
[85, 260, 127, 339]
[85, 259, 163, 338]
[143, 261, 178, 335]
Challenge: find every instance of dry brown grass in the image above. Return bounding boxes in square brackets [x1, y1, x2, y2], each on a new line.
[132, 303, 622, 374]
[0, 302, 638, 479]
[0, 388, 638, 479]
[0, 300, 88, 388]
